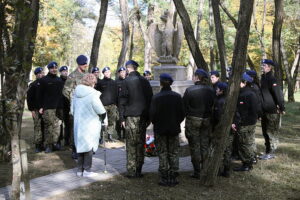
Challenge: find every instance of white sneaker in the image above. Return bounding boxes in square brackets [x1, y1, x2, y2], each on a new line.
[76, 171, 82, 177]
[83, 170, 98, 177]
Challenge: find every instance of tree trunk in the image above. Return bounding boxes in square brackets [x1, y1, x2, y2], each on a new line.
[117, 0, 130, 69]
[2, 0, 40, 199]
[209, 0, 215, 71]
[281, 39, 294, 102]
[200, 0, 254, 186]
[89, 0, 108, 70]
[129, 20, 135, 60]
[272, 0, 284, 88]
[173, 0, 208, 71]
[212, 0, 227, 81]
[253, 0, 267, 59]
[187, 0, 204, 79]
[219, 2, 256, 71]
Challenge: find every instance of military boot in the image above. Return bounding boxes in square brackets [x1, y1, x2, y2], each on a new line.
[220, 165, 231, 178]
[45, 145, 53, 153]
[158, 172, 169, 186]
[169, 172, 179, 187]
[136, 166, 144, 178]
[35, 144, 43, 153]
[53, 142, 61, 151]
[107, 134, 116, 143]
[190, 163, 200, 179]
[71, 146, 78, 160]
[233, 163, 253, 172]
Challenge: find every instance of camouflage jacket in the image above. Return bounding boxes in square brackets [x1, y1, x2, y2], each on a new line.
[62, 68, 87, 102]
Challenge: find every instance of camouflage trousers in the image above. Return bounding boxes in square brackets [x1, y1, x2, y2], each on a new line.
[185, 116, 211, 175]
[222, 131, 234, 168]
[125, 116, 147, 175]
[261, 113, 280, 153]
[43, 109, 62, 145]
[104, 104, 118, 138]
[237, 125, 256, 164]
[32, 110, 44, 145]
[155, 134, 179, 175]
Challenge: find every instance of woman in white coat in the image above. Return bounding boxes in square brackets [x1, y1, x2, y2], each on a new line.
[71, 73, 107, 177]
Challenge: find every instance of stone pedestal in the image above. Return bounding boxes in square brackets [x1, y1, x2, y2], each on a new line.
[148, 65, 193, 144]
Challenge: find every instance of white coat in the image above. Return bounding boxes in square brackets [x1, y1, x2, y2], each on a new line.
[71, 84, 107, 153]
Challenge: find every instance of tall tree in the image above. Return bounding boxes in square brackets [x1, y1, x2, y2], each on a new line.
[253, 0, 267, 59]
[117, 0, 130, 69]
[200, 0, 255, 186]
[89, 0, 109, 70]
[173, 0, 208, 71]
[211, 0, 227, 81]
[209, 0, 216, 71]
[1, 0, 40, 199]
[272, 0, 284, 88]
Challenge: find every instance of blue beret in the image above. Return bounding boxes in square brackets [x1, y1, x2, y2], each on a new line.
[59, 66, 68, 72]
[143, 70, 151, 76]
[125, 60, 139, 67]
[117, 67, 126, 72]
[159, 73, 173, 83]
[47, 61, 58, 69]
[216, 82, 228, 91]
[76, 55, 88, 65]
[92, 67, 99, 73]
[210, 70, 220, 77]
[246, 70, 257, 77]
[102, 66, 110, 73]
[262, 59, 275, 66]
[195, 69, 209, 78]
[34, 67, 43, 75]
[242, 72, 253, 83]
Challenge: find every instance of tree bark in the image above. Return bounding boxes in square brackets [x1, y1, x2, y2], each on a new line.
[272, 0, 284, 88]
[219, 2, 256, 71]
[173, 0, 208, 71]
[129, 20, 135, 60]
[200, 0, 254, 186]
[117, 0, 130, 69]
[89, 0, 108, 70]
[209, 0, 216, 71]
[212, 0, 227, 81]
[187, 0, 204, 79]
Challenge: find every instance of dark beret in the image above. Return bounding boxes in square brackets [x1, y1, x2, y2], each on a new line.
[159, 73, 173, 83]
[118, 67, 126, 72]
[262, 59, 275, 66]
[92, 67, 99, 73]
[216, 82, 228, 91]
[210, 70, 220, 77]
[76, 55, 88, 65]
[102, 66, 110, 73]
[59, 66, 68, 72]
[246, 70, 257, 77]
[143, 70, 151, 76]
[34, 67, 43, 75]
[242, 72, 253, 83]
[47, 61, 58, 69]
[195, 69, 209, 78]
[125, 60, 139, 67]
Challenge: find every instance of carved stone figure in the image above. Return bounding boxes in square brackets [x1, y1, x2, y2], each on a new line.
[148, 9, 184, 65]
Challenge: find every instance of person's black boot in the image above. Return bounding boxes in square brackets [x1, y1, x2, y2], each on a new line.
[221, 166, 231, 178]
[190, 163, 200, 179]
[45, 145, 52, 153]
[107, 134, 116, 143]
[136, 166, 144, 178]
[158, 172, 169, 186]
[71, 146, 78, 160]
[169, 172, 179, 186]
[233, 163, 253, 172]
[35, 144, 43, 153]
[53, 143, 61, 151]
[99, 137, 103, 144]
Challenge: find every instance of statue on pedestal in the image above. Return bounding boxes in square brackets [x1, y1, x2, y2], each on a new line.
[148, 9, 184, 65]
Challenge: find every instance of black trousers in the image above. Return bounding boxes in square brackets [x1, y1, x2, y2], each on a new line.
[77, 150, 93, 172]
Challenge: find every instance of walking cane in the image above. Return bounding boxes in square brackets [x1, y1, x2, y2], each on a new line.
[102, 125, 108, 173]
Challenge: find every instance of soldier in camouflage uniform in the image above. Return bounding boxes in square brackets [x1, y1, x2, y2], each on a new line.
[232, 73, 259, 171]
[150, 73, 184, 186]
[62, 55, 88, 158]
[260, 59, 285, 160]
[119, 60, 153, 178]
[27, 67, 45, 152]
[37, 62, 64, 153]
[183, 69, 215, 179]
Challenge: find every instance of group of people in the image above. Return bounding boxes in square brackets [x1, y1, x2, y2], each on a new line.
[27, 55, 285, 186]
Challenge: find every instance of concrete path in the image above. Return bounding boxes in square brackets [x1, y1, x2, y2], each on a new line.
[0, 147, 192, 200]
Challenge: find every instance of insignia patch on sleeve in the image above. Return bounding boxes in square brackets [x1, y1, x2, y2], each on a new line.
[273, 83, 277, 86]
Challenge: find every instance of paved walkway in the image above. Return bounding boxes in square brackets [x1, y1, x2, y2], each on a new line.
[0, 147, 192, 200]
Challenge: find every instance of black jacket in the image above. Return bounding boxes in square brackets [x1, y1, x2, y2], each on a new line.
[234, 86, 258, 126]
[60, 76, 70, 113]
[27, 79, 41, 111]
[119, 71, 153, 121]
[95, 77, 118, 106]
[251, 83, 263, 118]
[183, 82, 215, 118]
[150, 87, 185, 136]
[261, 71, 285, 113]
[37, 73, 64, 110]
[212, 94, 226, 125]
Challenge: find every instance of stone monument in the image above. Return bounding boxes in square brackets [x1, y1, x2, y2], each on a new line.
[148, 9, 193, 95]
